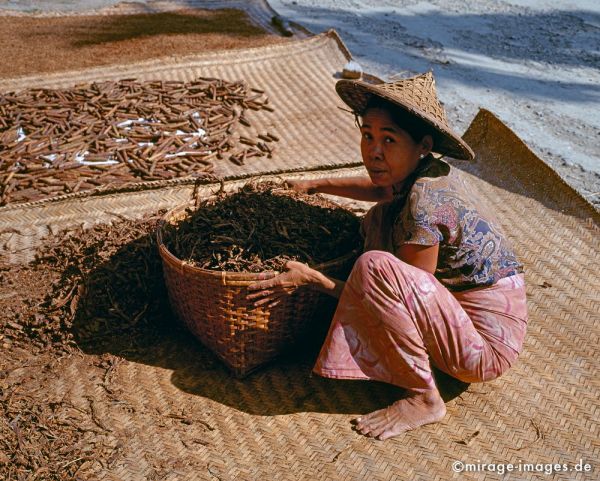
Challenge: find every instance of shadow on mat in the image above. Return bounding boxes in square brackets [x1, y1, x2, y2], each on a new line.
[70, 230, 467, 416]
[60, 9, 270, 48]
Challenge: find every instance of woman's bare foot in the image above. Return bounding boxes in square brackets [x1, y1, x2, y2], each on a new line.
[353, 388, 446, 440]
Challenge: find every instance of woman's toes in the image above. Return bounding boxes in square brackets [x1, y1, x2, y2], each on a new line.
[354, 410, 387, 437]
[355, 420, 372, 434]
[352, 389, 446, 440]
[377, 426, 400, 441]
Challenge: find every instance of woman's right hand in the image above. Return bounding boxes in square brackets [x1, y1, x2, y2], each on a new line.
[286, 178, 319, 194]
[285, 176, 391, 202]
[246, 260, 319, 307]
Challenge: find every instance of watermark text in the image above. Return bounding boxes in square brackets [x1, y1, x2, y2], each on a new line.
[452, 459, 593, 476]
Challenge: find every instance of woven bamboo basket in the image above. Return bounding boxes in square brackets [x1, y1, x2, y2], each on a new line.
[156, 200, 360, 377]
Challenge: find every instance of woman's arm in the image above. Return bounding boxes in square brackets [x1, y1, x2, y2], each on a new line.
[309, 270, 345, 299]
[246, 261, 345, 307]
[288, 176, 392, 202]
[397, 243, 439, 275]
[246, 245, 439, 306]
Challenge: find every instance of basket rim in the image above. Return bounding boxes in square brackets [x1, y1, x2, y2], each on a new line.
[156, 196, 361, 282]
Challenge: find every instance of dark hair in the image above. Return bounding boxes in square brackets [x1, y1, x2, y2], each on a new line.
[360, 96, 435, 146]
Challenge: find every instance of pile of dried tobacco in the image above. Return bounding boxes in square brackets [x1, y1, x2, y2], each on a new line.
[162, 183, 361, 272]
[8, 213, 175, 354]
[0, 77, 277, 205]
[0, 214, 178, 478]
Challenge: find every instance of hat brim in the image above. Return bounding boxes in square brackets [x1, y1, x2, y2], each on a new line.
[335, 79, 475, 161]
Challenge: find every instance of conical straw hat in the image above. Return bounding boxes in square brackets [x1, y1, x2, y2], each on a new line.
[335, 72, 474, 160]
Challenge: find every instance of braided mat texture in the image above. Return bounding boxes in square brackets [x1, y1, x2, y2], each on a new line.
[0, 31, 361, 263]
[3, 111, 598, 480]
[1, 34, 598, 479]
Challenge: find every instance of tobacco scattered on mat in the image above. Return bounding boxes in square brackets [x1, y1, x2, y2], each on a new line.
[0, 370, 118, 479]
[0, 185, 362, 477]
[0, 213, 218, 478]
[0, 213, 172, 355]
[162, 183, 362, 272]
[1, 183, 360, 355]
[0, 77, 277, 205]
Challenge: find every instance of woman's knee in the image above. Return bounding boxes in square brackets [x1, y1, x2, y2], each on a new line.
[352, 250, 403, 277]
[351, 250, 427, 288]
[349, 251, 394, 287]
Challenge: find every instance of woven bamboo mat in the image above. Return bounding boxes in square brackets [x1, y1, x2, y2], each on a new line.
[1, 28, 598, 478]
[0, 30, 365, 262]
[0, 31, 358, 178]
[2, 108, 598, 480]
[0, 166, 369, 265]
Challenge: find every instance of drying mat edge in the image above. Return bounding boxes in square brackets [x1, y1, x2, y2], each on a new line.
[0, 161, 363, 214]
[0, 164, 369, 265]
[0, 28, 350, 92]
[463, 108, 600, 224]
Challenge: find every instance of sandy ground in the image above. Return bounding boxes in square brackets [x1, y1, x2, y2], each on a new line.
[1, 0, 599, 208]
[0, 9, 283, 78]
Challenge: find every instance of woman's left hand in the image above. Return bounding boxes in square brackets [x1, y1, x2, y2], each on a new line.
[246, 261, 318, 308]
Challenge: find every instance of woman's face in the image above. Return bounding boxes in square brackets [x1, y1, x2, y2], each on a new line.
[360, 107, 431, 190]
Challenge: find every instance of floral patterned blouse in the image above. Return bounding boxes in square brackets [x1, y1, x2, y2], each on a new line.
[361, 156, 523, 291]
